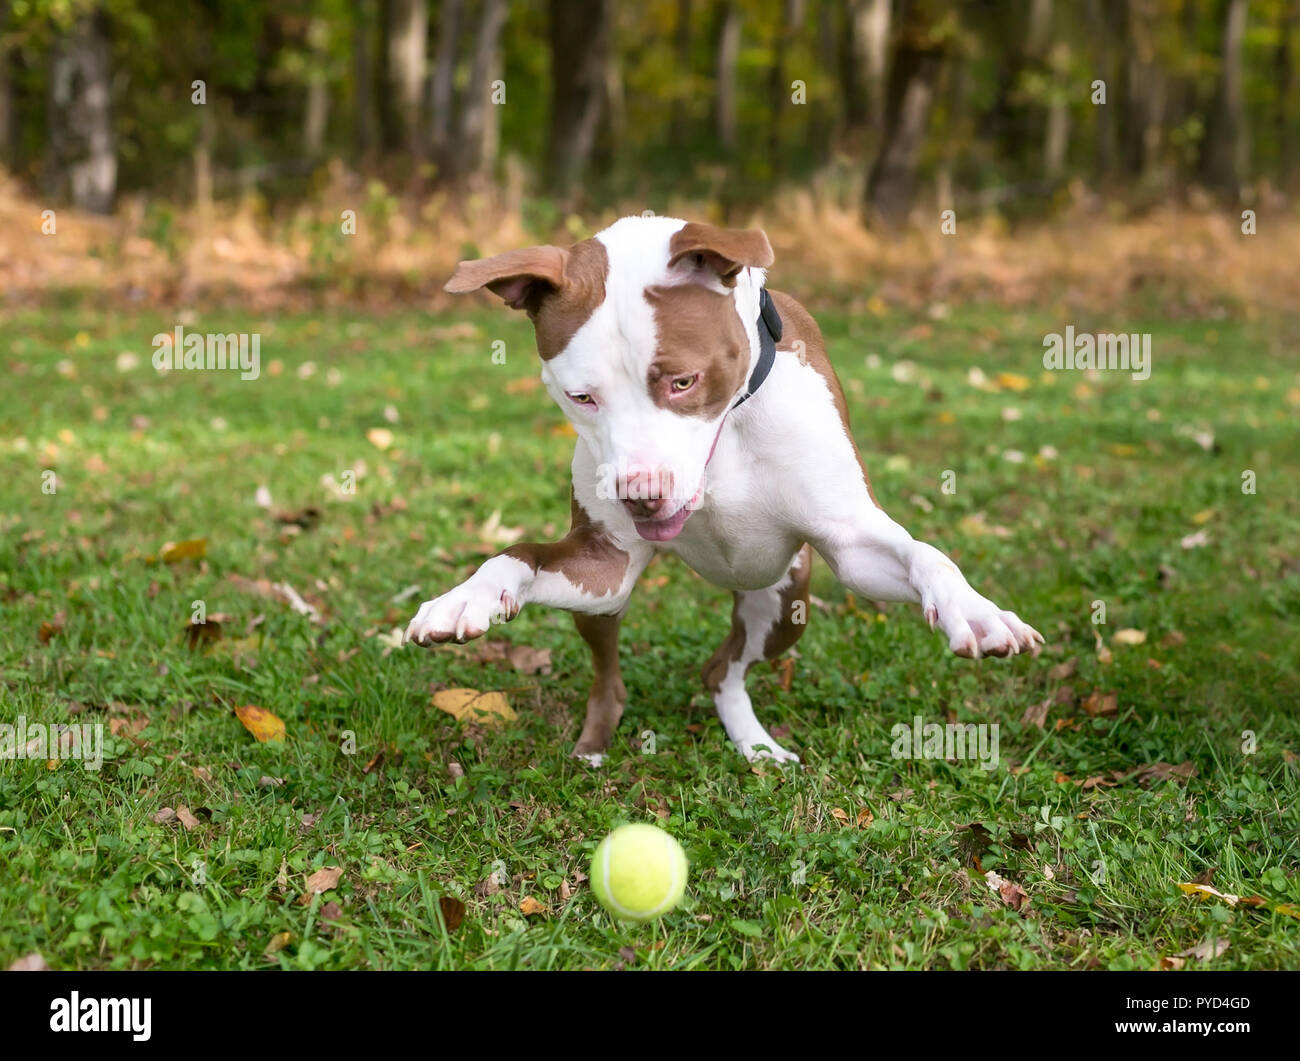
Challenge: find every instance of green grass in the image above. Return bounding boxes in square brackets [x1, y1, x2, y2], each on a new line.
[1, 302, 1298, 970]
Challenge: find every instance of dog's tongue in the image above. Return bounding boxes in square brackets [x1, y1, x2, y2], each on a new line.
[633, 505, 693, 542]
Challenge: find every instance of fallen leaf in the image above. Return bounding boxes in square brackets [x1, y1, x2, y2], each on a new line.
[1081, 690, 1118, 717]
[304, 866, 343, 895]
[38, 611, 67, 644]
[151, 807, 177, 824]
[439, 895, 466, 931]
[1048, 658, 1078, 680]
[1113, 628, 1147, 646]
[1175, 938, 1229, 962]
[985, 870, 1029, 911]
[519, 896, 547, 917]
[320, 901, 344, 922]
[1177, 882, 1240, 905]
[7, 953, 48, 971]
[1022, 699, 1051, 728]
[366, 427, 394, 450]
[161, 538, 207, 564]
[234, 704, 287, 743]
[264, 932, 292, 957]
[1180, 530, 1209, 550]
[175, 806, 200, 832]
[1160, 630, 1187, 648]
[432, 688, 516, 725]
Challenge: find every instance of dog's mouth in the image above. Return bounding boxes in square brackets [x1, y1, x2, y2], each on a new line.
[629, 487, 703, 542]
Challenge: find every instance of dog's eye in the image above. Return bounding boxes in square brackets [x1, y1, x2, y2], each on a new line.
[671, 375, 697, 393]
[568, 392, 595, 405]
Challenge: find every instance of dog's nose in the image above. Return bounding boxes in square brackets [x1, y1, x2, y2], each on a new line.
[620, 464, 675, 519]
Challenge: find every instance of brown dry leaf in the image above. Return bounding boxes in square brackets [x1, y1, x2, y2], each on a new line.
[234, 704, 286, 742]
[184, 618, 226, 648]
[109, 715, 149, 738]
[1113, 628, 1147, 646]
[264, 932, 292, 957]
[1157, 956, 1186, 970]
[161, 538, 207, 564]
[192, 766, 213, 782]
[304, 866, 343, 895]
[1176, 938, 1229, 962]
[1129, 761, 1196, 786]
[175, 805, 200, 832]
[432, 688, 516, 725]
[1021, 699, 1051, 729]
[984, 870, 1030, 912]
[1081, 690, 1118, 717]
[831, 807, 851, 825]
[856, 807, 874, 828]
[320, 901, 343, 922]
[7, 953, 49, 971]
[151, 807, 177, 824]
[472, 640, 552, 675]
[519, 896, 548, 917]
[38, 611, 67, 644]
[774, 656, 796, 691]
[1048, 658, 1078, 680]
[1079, 775, 1117, 790]
[439, 895, 466, 931]
[1160, 630, 1187, 648]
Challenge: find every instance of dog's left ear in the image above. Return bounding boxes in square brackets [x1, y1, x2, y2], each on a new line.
[667, 222, 774, 287]
[444, 245, 569, 310]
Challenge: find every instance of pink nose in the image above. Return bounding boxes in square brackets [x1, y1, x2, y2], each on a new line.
[620, 465, 675, 519]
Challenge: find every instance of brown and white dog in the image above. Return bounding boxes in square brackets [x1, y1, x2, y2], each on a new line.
[407, 216, 1042, 764]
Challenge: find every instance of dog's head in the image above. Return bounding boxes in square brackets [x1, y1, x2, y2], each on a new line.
[445, 216, 773, 541]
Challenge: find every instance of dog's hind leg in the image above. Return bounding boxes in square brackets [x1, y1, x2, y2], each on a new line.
[571, 611, 627, 765]
[701, 545, 812, 764]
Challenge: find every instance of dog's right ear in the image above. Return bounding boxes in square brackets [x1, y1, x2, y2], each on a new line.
[444, 246, 568, 311]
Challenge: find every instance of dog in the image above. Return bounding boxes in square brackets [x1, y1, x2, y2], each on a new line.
[406, 216, 1042, 764]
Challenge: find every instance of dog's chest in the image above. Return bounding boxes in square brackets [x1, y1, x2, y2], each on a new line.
[662, 445, 803, 591]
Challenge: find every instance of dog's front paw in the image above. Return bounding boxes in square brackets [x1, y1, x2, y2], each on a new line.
[405, 584, 517, 646]
[923, 587, 1043, 660]
[735, 735, 801, 766]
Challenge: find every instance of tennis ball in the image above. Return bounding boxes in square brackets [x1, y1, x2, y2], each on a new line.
[590, 823, 689, 922]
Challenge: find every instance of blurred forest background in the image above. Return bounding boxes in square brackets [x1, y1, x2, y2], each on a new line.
[2, 0, 1298, 310]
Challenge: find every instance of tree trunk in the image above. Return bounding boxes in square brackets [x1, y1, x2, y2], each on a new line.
[387, 0, 428, 157]
[353, 0, 376, 158]
[456, 0, 507, 184]
[714, 1, 741, 151]
[0, 0, 11, 170]
[1201, 0, 1249, 195]
[670, 0, 692, 143]
[765, 0, 805, 162]
[1276, 0, 1299, 183]
[546, 0, 612, 194]
[842, 0, 890, 136]
[429, 0, 464, 175]
[48, 7, 116, 213]
[864, 0, 946, 228]
[304, 18, 330, 156]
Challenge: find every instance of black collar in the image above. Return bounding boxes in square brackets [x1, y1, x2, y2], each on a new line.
[731, 288, 782, 410]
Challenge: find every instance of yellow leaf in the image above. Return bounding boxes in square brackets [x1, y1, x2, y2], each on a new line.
[1176, 882, 1239, 905]
[1274, 904, 1300, 920]
[1191, 509, 1215, 525]
[432, 688, 517, 726]
[160, 538, 207, 564]
[1113, 629, 1147, 646]
[264, 932, 292, 957]
[995, 371, 1030, 392]
[936, 410, 956, 425]
[366, 427, 394, 450]
[235, 704, 286, 743]
[519, 896, 547, 917]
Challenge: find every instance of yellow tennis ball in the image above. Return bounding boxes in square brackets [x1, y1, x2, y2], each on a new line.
[590, 823, 689, 922]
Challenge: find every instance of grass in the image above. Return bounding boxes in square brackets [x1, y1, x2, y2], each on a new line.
[1, 299, 1297, 970]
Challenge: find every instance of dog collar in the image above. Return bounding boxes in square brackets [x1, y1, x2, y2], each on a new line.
[731, 287, 782, 410]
